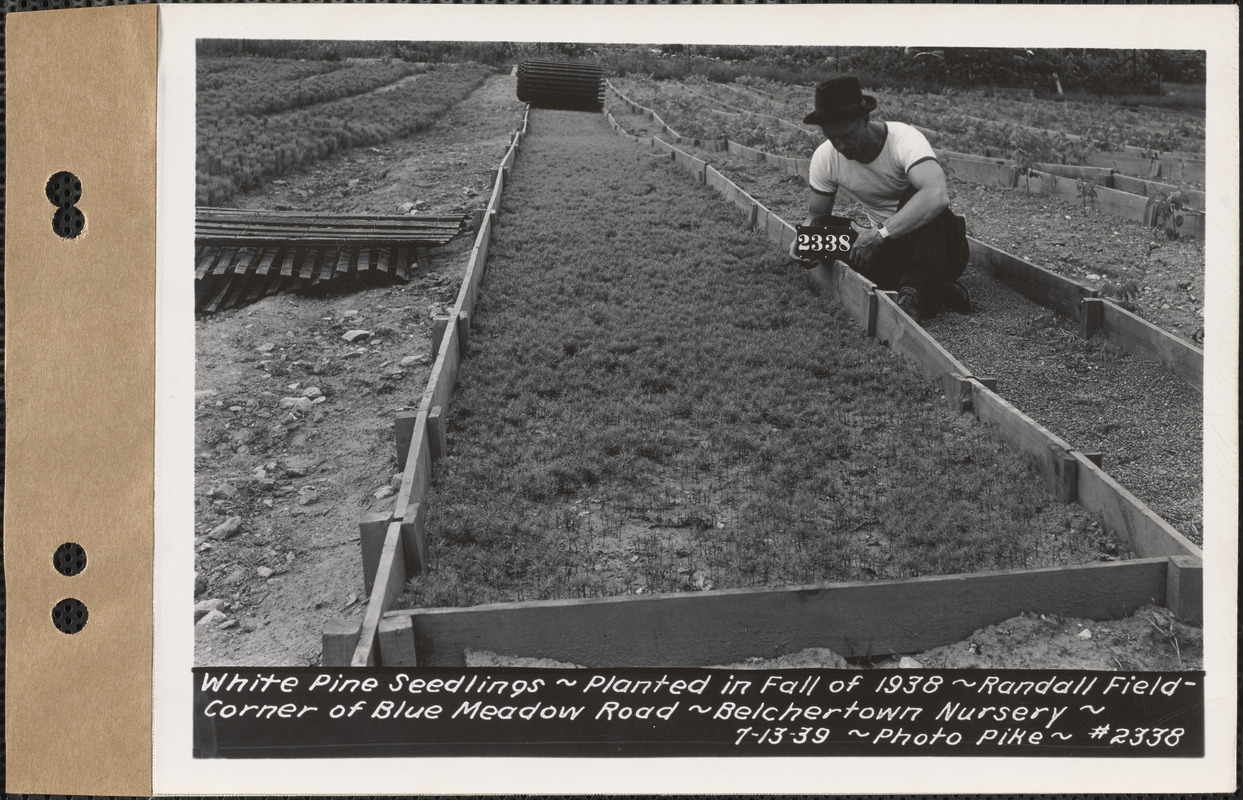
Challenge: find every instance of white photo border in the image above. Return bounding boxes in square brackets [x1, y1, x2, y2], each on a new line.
[155, 3, 1239, 794]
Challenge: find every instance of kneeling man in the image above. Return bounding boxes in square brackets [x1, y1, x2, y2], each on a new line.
[794, 76, 970, 322]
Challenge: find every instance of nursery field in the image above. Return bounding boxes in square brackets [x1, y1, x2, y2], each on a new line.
[401, 110, 1128, 613]
[197, 57, 493, 205]
[741, 74, 1203, 156]
[198, 57, 422, 117]
[193, 49, 1208, 670]
[607, 99, 1203, 544]
[611, 78, 817, 157]
[608, 94, 1206, 341]
[612, 75, 1206, 166]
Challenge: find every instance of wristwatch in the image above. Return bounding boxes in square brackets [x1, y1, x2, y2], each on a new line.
[877, 226, 891, 240]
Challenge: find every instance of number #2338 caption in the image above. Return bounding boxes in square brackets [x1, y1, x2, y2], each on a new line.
[795, 224, 857, 259]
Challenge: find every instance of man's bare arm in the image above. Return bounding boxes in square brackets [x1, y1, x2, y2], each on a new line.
[805, 190, 837, 226]
[881, 160, 949, 237]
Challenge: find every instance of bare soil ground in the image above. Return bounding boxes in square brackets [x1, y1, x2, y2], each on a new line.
[467, 604, 1201, 671]
[926, 273, 1202, 543]
[194, 73, 525, 666]
[901, 605, 1200, 671]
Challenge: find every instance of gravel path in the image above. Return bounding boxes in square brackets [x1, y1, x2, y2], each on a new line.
[926, 270, 1202, 542]
[609, 100, 1203, 544]
[958, 182, 1205, 340]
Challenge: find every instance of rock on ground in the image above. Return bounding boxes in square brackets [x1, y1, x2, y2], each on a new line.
[209, 516, 243, 540]
[196, 608, 229, 628]
[194, 598, 227, 621]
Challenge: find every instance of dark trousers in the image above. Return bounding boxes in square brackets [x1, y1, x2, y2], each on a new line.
[844, 192, 968, 316]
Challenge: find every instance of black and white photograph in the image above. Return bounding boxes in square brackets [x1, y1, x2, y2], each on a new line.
[155, 3, 1236, 792]
[192, 38, 1207, 670]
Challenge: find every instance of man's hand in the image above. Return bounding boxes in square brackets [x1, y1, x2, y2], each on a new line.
[852, 227, 885, 269]
[794, 191, 838, 267]
[788, 235, 815, 266]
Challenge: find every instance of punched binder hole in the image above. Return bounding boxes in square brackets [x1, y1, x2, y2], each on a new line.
[46, 171, 82, 207]
[53, 542, 87, 576]
[52, 598, 89, 634]
[46, 171, 85, 239]
[53, 206, 86, 239]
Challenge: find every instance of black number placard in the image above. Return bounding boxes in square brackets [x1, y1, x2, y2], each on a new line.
[795, 224, 857, 258]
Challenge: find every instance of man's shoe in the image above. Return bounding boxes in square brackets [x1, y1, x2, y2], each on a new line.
[896, 286, 922, 323]
[942, 280, 973, 314]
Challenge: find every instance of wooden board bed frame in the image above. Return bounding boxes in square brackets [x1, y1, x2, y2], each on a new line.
[321, 101, 1201, 669]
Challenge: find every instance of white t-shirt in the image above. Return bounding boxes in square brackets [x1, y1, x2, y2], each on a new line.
[808, 121, 938, 226]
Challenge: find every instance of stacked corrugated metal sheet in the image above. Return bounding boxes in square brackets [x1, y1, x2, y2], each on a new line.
[516, 59, 605, 112]
[194, 207, 466, 313]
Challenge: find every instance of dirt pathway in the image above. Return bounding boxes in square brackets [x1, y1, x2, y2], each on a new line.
[194, 72, 525, 666]
[235, 72, 521, 218]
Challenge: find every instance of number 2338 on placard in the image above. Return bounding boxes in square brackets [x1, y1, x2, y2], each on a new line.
[795, 226, 856, 255]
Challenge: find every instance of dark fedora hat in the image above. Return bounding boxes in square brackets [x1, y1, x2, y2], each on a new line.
[803, 76, 878, 125]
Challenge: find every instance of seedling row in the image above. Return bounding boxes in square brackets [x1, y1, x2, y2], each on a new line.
[702, 72, 1204, 151]
[198, 61, 493, 205]
[618, 75, 1205, 164]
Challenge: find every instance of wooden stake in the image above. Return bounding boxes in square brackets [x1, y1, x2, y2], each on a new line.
[948, 373, 974, 414]
[1165, 555, 1202, 623]
[351, 521, 408, 667]
[1051, 444, 1078, 504]
[431, 315, 451, 356]
[395, 410, 418, 469]
[359, 510, 392, 594]
[457, 311, 471, 359]
[377, 616, 419, 666]
[321, 618, 362, 667]
[428, 405, 447, 463]
[1080, 297, 1105, 339]
[401, 501, 430, 575]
